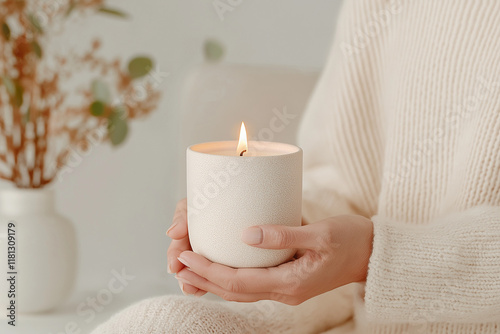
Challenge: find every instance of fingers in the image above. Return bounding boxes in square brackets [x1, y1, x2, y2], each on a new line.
[177, 251, 288, 294]
[176, 268, 279, 303]
[241, 224, 320, 250]
[167, 199, 188, 240]
[177, 279, 207, 297]
[167, 237, 191, 274]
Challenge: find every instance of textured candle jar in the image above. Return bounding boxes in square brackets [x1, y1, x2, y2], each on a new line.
[187, 141, 302, 268]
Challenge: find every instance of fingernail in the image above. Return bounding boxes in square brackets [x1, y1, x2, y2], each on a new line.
[177, 279, 187, 296]
[176, 276, 190, 284]
[177, 256, 190, 268]
[175, 275, 191, 291]
[194, 290, 205, 298]
[167, 263, 172, 274]
[242, 227, 263, 245]
[166, 222, 178, 235]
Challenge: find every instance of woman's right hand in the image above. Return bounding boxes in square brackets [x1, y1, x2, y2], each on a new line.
[167, 198, 206, 297]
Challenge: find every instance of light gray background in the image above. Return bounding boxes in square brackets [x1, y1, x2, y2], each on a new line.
[0, 1, 343, 333]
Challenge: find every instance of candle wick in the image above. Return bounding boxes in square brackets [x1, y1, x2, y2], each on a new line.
[239, 150, 247, 156]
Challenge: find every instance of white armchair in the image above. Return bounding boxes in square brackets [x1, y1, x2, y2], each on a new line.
[179, 63, 318, 145]
[90, 65, 359, 334]
[177, 63, 319, 193]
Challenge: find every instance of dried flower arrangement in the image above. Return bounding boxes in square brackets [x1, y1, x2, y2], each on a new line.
[0, 0, 161, 188]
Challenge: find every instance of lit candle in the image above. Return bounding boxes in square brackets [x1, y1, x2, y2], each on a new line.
[237, 122, 248, 156]
[186, 122, 302, 268]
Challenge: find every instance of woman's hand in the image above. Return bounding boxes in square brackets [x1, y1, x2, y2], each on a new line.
[166, 198, 206, 297]
[173, 215, 374, 305]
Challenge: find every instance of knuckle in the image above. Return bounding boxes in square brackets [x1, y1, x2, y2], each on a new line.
[225, 278, 245, 293]
[172, 212, 186, 225]
[316, 225, 336, 250]
[287, 283, 303, 295]
[167, 244, 176, 256]
[273, 229, 295, 248]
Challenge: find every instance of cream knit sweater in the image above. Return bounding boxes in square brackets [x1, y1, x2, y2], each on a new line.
[299, 0, 500, 332]
[93, 1, 500, 333]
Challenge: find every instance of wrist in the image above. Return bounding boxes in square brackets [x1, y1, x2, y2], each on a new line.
[353, 216, 374, 282]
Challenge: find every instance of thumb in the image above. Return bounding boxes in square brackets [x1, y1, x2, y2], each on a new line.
[241, 224, 315, 249]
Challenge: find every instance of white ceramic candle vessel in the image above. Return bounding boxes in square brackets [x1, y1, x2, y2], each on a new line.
[187, 140, 302, 268]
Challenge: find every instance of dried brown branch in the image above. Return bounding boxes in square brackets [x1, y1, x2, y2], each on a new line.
[0, 154, 7, 165]
[0, 1, 161, 188]
[0, 172, 12, 183]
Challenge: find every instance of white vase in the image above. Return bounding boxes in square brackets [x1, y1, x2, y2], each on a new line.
[0, 188, 77, 313]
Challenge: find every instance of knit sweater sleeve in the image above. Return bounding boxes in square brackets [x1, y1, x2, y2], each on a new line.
[298, 0, 382, 223]
[298, 49, 358, 222]
[365, 206, 500, 323]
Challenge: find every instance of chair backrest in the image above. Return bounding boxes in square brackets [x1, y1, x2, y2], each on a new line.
[177, 63, 319, 195]
[179, 63, 318, 145]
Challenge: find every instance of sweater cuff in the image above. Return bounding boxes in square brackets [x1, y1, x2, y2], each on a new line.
[364, 215, 459, 322]
[364, 216, 421, 322]
[364, 207, 500, 323]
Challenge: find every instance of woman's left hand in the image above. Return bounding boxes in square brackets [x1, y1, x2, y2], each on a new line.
[175, 215, 374, 305]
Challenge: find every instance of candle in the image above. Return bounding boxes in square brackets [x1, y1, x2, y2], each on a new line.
[186, 122, 302, 268]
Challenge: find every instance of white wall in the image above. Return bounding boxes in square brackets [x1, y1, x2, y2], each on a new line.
[1, 0, 342, 315]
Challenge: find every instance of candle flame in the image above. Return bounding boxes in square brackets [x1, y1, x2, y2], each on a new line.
[237, 122, 248, 156]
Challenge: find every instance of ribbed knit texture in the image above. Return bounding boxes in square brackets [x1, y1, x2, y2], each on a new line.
[298, 0, 500, 333]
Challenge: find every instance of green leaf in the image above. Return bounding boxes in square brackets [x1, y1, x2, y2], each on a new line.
[2, 22, 11, 40]
[31, 41, 42, 58]
[27, 14, 43, 34]
[66, 1, 76, 17]
[23, 107, 31, 125]
[1, 76, 22, 107]
[113, 104, 127, 117]
[91, 79, 111, 104]
[98, 7, 128, 18]
[204, 39, 224, 62]
[108, 110, 128, 146]
[13, 82, 23, 108]
[1, 76, 15, 96]
[127, 56, 153, 79]
[90, 101, 105, 116]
